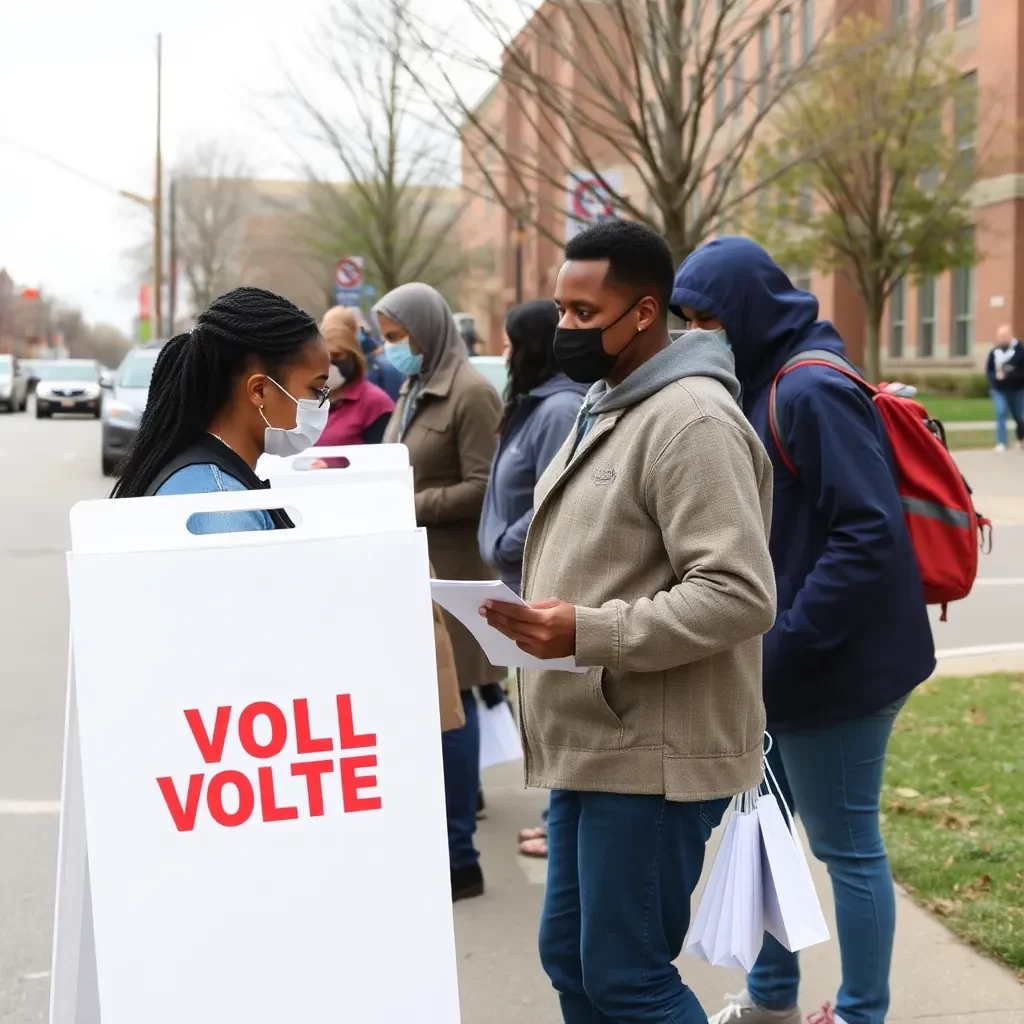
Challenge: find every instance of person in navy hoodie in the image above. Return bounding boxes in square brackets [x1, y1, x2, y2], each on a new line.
[671, 238, 935, 1024]
[478, 298, 587, 859]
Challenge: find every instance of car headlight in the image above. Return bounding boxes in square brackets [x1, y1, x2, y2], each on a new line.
[83, 385, 100, 399]
[0, 381, 10, 396]
[105, 400, 141, 427]
[36, 385, 52, 399]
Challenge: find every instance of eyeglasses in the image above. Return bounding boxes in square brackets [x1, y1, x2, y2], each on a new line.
[314, 383, 332, 408]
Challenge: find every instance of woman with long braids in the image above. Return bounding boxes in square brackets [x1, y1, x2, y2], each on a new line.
[112, 287, 330, 529]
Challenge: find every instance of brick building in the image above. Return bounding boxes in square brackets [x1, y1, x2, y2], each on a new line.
[459, 0, 1012, 370]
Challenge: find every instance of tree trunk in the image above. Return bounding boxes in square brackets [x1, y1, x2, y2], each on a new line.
[865, 309, 883, 384]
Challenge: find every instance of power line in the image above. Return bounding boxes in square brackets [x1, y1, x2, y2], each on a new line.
[0, 135, 141, 202]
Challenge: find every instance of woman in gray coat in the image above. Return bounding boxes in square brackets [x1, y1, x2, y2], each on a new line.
[375, 283, 503, 902]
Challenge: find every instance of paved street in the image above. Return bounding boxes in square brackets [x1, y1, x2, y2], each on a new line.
[0, 409, 1021, 1022]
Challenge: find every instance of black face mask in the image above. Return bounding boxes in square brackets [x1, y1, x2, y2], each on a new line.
[553, 300, 641, 384]
[333, 356, 355, 379]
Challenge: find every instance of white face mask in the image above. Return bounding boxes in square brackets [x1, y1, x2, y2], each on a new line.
[260, 377, 329, 457]
[326, 363, 346, 390]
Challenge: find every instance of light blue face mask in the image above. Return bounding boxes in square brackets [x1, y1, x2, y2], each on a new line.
[384, 338, 424, 376]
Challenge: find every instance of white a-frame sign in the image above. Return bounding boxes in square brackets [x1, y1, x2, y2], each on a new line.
[50, 481, 460, 1023]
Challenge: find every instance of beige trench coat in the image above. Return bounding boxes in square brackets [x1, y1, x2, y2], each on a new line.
[386, 359, 505, 689]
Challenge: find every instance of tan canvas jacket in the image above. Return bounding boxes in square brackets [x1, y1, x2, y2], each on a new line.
[519, 375, 776, 802]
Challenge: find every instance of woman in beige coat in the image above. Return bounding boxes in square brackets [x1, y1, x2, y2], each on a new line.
[375, 283, 503, 902]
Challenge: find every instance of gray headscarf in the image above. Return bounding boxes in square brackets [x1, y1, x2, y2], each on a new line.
[372, 283, 468, 386]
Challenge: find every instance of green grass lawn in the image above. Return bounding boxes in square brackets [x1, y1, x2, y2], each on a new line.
[945, 429, 995, 451]
[917, 393, 993, 423]
[883, 674, 1024, 974]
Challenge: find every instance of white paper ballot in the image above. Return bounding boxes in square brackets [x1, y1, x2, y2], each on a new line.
[479, 701, 524, 770]
[429, 579, 585, 673]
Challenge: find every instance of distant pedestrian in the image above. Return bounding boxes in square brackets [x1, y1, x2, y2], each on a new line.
[673, 237, 935, 1024]
[111, 288, 329, 530]
[459, 317, 480, 356]
[484, 221, 776, 1023]
[477, 298, 587, 860]
[375, 282, 504, 903]
[359, 322, 405, 402]
[316, 306, 394, 447]
[986, 324, 1024, 452]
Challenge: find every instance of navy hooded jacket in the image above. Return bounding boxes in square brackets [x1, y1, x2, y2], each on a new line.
[671, 237, 935, 732]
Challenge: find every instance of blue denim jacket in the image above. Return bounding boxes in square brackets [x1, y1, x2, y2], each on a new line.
[156, 463, 274, 534]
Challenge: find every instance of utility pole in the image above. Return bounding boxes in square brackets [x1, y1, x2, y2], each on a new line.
[153, 33, 164, 338]
[168, 176, 177, 333]
[513, 214, 525, 307]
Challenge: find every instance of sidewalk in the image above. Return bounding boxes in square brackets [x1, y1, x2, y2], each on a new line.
[457, 761, 1024, 1024]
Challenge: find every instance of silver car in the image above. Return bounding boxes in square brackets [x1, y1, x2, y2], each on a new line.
[0, 354, 28, 413]
[101, 344, 162, 475]
[35, 360, 102, 419]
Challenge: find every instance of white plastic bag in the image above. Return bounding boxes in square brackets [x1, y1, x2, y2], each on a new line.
[758, 789, 830, 952]
[478, 700, 523, 770]
[685, 791, 764, 972]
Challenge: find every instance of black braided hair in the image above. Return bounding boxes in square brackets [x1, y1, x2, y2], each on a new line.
[111, 287, 320, 498]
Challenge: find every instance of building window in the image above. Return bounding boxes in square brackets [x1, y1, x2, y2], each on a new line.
[758, 20, 771, 106]
[801, 0, 814, 56]
[951, 262, 974, 357]
[792, 269, 812, 292]
[779, 8, 792, 72]
[732, 43, 744, 113]
[889, 278, 906, 358]
[918, 277, 937, 357]
[956, 71, 978, 174]
[892, 0, 908, 20]
[956, 0, 977, 21]
[692, 0, 702, 34]
[926, 0, 946, 30]
[799, 179, 813, 218]
[715, 55, 727, 122]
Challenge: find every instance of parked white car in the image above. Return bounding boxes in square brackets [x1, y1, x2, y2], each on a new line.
[0, 354, 28, 413]
[35, 360, 102, 419]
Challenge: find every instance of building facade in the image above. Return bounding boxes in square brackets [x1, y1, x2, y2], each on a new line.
[459, 0, 1016, 369]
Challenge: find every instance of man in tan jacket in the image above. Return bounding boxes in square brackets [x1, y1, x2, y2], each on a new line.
[483, 221, 776, 1024]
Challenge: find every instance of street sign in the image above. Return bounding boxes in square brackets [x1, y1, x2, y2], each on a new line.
[565, 169, 622, 243]
[334, 256, 365, 307]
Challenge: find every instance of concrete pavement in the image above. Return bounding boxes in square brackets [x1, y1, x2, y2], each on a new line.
[0, 410, 1021, 1022]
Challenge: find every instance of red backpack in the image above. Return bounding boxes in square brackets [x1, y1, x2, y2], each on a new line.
[768, 350, 991, 620]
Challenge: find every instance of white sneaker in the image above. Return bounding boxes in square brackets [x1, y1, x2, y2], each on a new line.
[995, 443, 1007, 453]
[708, 991, 802, 1024]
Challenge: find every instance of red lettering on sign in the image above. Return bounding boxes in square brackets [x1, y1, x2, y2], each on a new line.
[238, 701, 287, 759]
[258, 766, 299, 822]
[207, 770, 255, 827]
[291, 759, 334, 816]
[184, 706, 231, 764]
[294, 698, 333, 754]
[157, 773, 204, 832]
[337, 694, 376, 750]
[341, 754, 382, 812]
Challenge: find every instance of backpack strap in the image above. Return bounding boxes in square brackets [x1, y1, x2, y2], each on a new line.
[768, 350, 875, 475]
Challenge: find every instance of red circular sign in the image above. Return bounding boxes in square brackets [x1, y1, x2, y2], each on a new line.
[335, 258, 363, 289]
[571, 179, 614, 222]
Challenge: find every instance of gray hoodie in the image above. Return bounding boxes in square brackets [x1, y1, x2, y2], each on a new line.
[570, 329, 740, 457]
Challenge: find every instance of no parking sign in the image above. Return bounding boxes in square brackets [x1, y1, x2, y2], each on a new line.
[565, 169, 622, 243]
[334, 256, 364, 307]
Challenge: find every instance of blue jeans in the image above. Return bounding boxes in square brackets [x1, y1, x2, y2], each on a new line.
[747, 700, 906, 1024]
[991, 388, 1024, 446]
[441, 690, 480, 869]
[540, 790, 730, 1024]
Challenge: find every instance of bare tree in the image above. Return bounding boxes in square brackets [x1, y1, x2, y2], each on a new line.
[400, 0, 844, 264]
[281, 0, 469, 299]
[173, 141, 255, 313]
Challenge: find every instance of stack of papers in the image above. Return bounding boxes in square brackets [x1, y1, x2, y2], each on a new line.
[429, 579, 585, 673]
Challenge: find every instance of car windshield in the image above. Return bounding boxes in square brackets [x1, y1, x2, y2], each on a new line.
[43, 363, 99, 382]
[471, 359, 508, 396]
[0, 356, 11, 374]
[119, 351, 159, 389]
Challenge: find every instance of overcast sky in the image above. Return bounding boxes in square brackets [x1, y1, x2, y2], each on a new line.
[0, 0, 503, 332]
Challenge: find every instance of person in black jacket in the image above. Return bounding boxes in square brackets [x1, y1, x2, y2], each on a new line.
[986, 324, 1024, 452]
